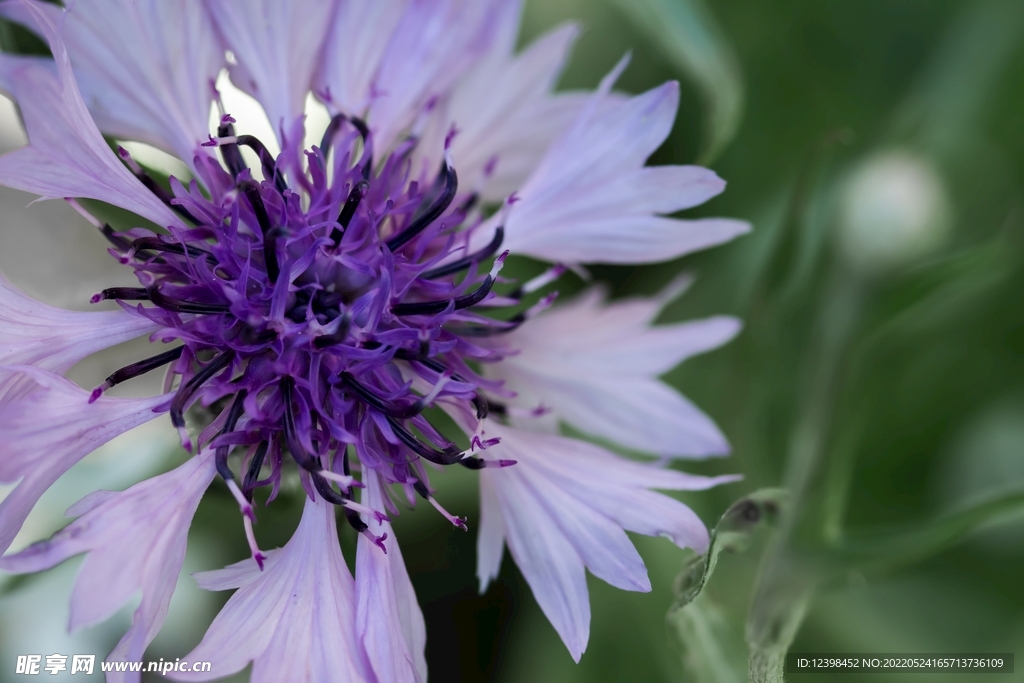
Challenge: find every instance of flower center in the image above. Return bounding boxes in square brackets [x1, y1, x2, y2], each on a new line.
[84, 113, 557, 561]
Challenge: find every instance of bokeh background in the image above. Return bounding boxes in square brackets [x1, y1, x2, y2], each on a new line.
[2, 0, 1024, 681]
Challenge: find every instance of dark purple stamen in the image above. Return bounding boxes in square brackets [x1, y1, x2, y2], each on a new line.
[118, 147, 199, 225]
[147, 286, 231, 314]
[216, 119, 247, 178]
[385, 162, 458, 251]
[280, 376, 321, 473]
[89, 346, 184, 403]
[92, 287, 149, 303]
[215, 390, 248, 482]
[242, 440, 269, 498]
[387, 417, 463, 465]
[235, 135, 287, 193]
[339, 373, 425, 419]
[130, 236, 213, 260]
[330, 180, 369, 245]
[319, 114, 369, 156]
[391, 271, 496, 316]
[458, 456, 517, 470]
[100, 223, 132, 251]
[238, 180, 281, 283]
[169, 351, 235, 451]
[421, 226, 504, 279]
[319, 114, 346, 156]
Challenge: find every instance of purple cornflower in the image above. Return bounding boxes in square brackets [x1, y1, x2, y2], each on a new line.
[0, 0, 749, 679]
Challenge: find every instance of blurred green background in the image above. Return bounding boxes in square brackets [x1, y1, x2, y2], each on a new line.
[3, 0, 1024, 681]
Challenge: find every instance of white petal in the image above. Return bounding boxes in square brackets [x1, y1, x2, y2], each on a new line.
[174, 496, 370, 682]
[0, 2, 178, 226]
[8, 0, 221, 164]
[0, 367, 168, 555]
[205, 0, 335, 137]
[0, 271, 157, 402]
[356, 469, 427, 683]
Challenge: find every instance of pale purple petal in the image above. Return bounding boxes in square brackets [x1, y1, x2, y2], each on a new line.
[506, 370, 732, 457]
[0, 1, 178, 226]
[7, 0, 220, 164]
[444, 2, 585, 200]
[356, 469, 427, 683]
[173, 496, 371, 682]
[483, 455, 590, 661]
[315, 0, 410, 116]
[495, 426, 738, 553]
[192, 550, 280, 591]
[470, 67, 750, 263]
[0, 450, 216, 683]
[488, 286, 741, 457]
[476, 422, 734, 659]
[476, 472, 506, 592]
[205, 0, 335, 135]
[517, 461, 651, 593]
[0, 271, 157, 402]
[0, 366, 167, 556]
[366, 0, 503, 152]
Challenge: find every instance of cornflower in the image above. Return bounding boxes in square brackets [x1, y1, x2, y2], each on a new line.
[0, 0, 749, 679]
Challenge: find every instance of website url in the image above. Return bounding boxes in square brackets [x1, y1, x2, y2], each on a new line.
[101, 660, 213, 675]
[15, 654, 212, 676]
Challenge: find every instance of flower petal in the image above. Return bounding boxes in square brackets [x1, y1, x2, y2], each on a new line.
[471, 67, 750, 263]
[0, 271, 157, 402]
[475, 422, 733, 660]
[315, 0, 410, 116]
[365, 0, 503, 152]
[476, 471, 506, 592]
[488, 286, 740, 457]
[0, 1, 178, 226]
[205, 0, 335, 136]
[356, 469, 427, 683]
[444, 2, 585, 200]
[0, 450, 216, 683]
[8, 0, 220, 164]
[485, 458, 590, 661]
[0, 366, 167, 556]
[174, 496, 371, 682]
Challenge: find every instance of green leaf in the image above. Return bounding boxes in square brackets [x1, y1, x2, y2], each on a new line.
[607, 0, 744, 164]
[667, 490, 787, 682]
[671, 489, 787, 609]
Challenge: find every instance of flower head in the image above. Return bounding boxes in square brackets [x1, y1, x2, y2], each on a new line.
[0, 0, 749, 678]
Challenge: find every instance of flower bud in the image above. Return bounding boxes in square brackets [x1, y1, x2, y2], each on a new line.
[838, 149, 950, 273]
